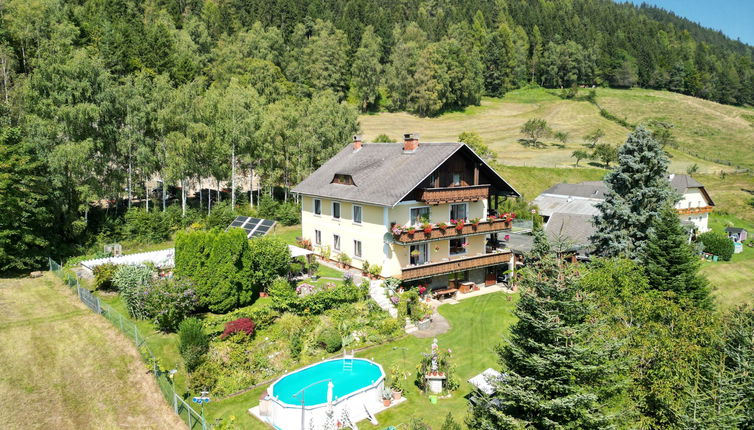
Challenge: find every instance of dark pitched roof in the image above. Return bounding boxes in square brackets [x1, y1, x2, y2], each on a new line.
[545, 213, 595, 248]
[292, 142, 519, 207]
[540, 181, 608, 199]
[725, 227, 747, 234]
[539, 174, 714, 206]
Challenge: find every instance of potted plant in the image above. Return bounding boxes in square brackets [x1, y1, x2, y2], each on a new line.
[410, 249, 420, 259]
[381, 387, 393, 406]
[389, 365, 405, 400]
[422, 222, 433, 235]
[454, 219, 465, 232]
[406, 225, 416, 236]
[361, 260, 371, 276]
[470, 217, 480, 228]
[437, 222, 448, 232]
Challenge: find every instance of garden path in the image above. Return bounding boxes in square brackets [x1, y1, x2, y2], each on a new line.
[410, 312, 451, 338]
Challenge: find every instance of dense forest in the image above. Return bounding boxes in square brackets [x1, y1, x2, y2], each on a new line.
[1, 0, 754, 273]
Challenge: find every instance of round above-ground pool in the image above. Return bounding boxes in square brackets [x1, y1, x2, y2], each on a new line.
[259, 358, 386, 430]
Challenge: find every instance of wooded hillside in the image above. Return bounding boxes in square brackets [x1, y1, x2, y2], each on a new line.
[1, 0, 753, 273]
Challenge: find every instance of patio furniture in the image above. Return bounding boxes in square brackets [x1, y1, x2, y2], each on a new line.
[459, 281, 474, 294]
[433, 288, 458, 300]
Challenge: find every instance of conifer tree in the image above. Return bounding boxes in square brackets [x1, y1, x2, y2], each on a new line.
[641, 206, 712, 309]
[468, 256, 620, 429]
[591, 126, 676, 259]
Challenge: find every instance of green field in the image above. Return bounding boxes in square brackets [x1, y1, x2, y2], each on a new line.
[0, 275, 183, 429]
[360, 87, 753, 173]
[701, 213, 754, 308]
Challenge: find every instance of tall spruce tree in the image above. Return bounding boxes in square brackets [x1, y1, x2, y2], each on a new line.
[641, 206, 712, 309]
[468, 256, 620, 429]
[591, 126, 676, 259]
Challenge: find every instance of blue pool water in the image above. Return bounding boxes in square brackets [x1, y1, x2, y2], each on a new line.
[272, 359, 384, 406]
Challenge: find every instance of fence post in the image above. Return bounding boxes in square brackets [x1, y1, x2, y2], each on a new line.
[174, 392, 179, 414]
[188, 406, 192, 429]
[96, 297, 101, 315]
[134, 325, 139, 345]
[119, 313, 123, 331]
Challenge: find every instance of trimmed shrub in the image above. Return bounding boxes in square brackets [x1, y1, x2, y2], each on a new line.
[93, 263, 119, 290]
[699, 231, 734, 261]
[179, 317, 209, 373]
[146, 279, 198, 332]
[112, 265, 153, 319]
[220, 318, 256, 339]
[257, 195, 279, 219]
[175, 229, 290, 313]
[204, 201, 237, 230]
[318, 328, 342, 353]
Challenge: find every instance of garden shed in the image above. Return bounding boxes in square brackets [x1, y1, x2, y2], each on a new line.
[725, 227, 748, 242]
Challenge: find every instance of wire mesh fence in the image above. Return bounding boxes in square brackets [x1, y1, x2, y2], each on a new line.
[49, 258, 207, 430]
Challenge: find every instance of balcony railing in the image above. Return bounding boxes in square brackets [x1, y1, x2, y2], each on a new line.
[420, 185, 489, 205]
[676, 206, 713, 215]
[400, 251, 512, 281]
[393, 219, 512, 243]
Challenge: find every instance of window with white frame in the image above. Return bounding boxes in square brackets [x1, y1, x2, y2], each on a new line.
[450, 203, 467, 221]
[410, 207, 430, 225]
[354, 240, 362, 258]
[332, 201, 341, 219]
[449, 238, 466, 255]
[313, 198, 322, 215]
[452, 173, 461, 186]
[409, 243, 429, 265]
[314, 229, 321, 245]
[333, 234, 341, 250]
[353, 205, 362, 224]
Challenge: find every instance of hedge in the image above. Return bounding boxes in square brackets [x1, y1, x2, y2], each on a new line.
[175, 229, 290, 313]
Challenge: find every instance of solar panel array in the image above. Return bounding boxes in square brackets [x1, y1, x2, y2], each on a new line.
[228, 216, 276, 238]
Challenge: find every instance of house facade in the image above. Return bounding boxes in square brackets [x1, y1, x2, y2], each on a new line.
[533, 174, 715, 250]
[293, 133, 521, 289]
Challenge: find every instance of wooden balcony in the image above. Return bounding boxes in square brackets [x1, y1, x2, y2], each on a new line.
[393, 219, 512, 243]
[400, 251, 512, 281]
[420, 185, 489, 205]
[676, 206, 713, 215]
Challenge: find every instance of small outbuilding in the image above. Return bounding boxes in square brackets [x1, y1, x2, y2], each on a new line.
[725, 227, 748, 242]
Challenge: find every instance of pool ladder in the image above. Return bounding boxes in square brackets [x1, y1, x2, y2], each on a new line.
[342, 358, 354, 371]
[342, 350, 354, 371]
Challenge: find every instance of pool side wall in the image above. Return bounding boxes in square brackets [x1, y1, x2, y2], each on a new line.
[262, 358, 385, 430]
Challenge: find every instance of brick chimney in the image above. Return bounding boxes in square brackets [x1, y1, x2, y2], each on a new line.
[352, 135, 362, 151]
[403, 132, 419, 152]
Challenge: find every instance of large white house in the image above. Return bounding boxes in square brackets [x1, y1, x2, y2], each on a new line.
[533, 174, 715, 248]
[292, 133, 521, 289]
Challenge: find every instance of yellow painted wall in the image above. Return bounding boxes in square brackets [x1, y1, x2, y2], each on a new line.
[301, 196, 391, 274]
[301, 196, 495, 278]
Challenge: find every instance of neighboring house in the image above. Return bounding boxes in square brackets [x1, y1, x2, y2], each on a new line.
[725, 227, 748, 242]
[292, 133, 521, 289]
[533, 174, 714, 250]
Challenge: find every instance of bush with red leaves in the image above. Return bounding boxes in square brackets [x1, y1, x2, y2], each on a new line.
[220, 318, 256, 339]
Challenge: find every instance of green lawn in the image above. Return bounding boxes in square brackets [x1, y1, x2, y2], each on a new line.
[271, 224, 302, 245]
[701, 213, 754, 308]
[201, 292, 518, 429]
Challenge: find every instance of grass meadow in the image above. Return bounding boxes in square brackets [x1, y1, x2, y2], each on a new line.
[360, 87, 753, 173]
[0, 274, 183, 429]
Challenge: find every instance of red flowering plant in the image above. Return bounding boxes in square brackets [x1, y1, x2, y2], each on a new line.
[470, 217, 481, 227]
[406, 225, 416, 235]
[220, 317, 256, 340]
[453, 219, 465, 231]
[437, 222, 448, 231]
[422, 222, 433, 234]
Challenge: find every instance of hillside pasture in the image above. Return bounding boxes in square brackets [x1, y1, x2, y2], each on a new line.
[360, 88, 744, 173]
[0, 275, 183, 429]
